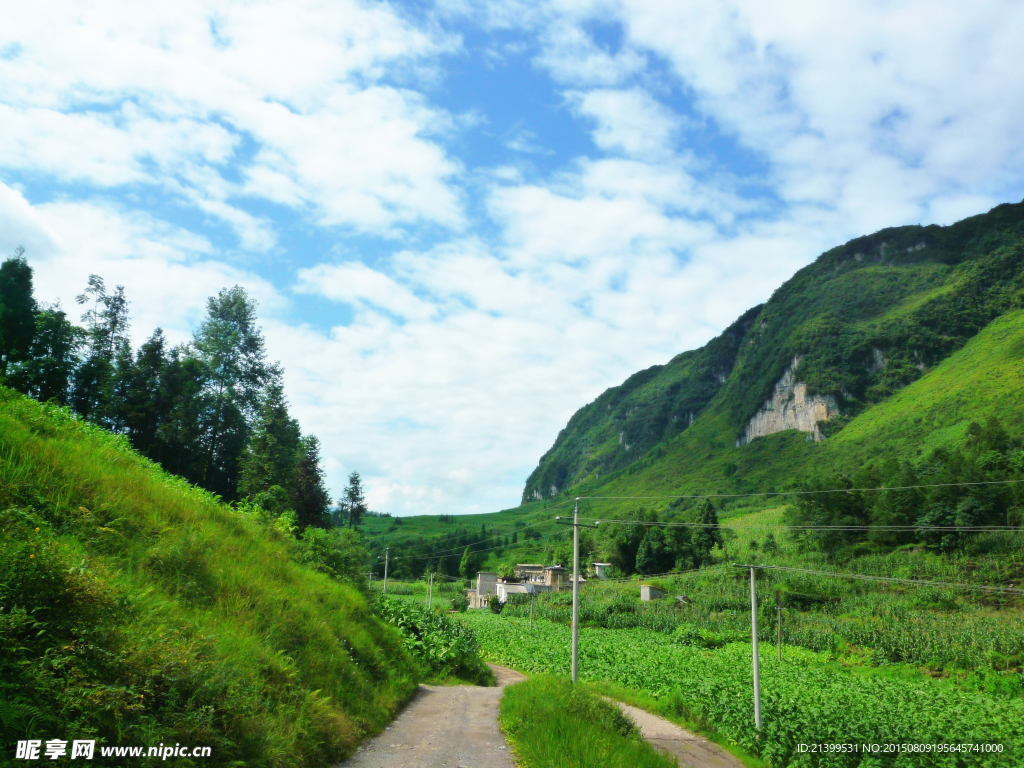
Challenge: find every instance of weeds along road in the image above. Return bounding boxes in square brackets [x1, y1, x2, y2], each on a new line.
[339, 664, 525, 768]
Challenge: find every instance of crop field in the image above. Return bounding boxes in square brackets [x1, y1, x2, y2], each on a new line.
[497, 541, 1024, 674]
[463, 612, 1024, 767]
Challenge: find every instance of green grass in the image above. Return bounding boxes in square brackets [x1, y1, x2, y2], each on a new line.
[825, 309, 1024, 465]
[0, 389, 420, 766]
[499, 674, 676, 768]
[581, 680, 765, 768]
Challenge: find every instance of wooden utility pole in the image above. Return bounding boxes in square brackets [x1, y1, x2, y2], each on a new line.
[383, 548, 390, 595]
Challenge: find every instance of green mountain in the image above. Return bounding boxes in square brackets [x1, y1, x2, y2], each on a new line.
[0, 390, 419, 765]
[524, 199, 1024, 508]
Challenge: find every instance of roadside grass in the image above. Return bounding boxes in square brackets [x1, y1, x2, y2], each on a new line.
[581, 681, 766, 768]
[0, 389, 420, 765]
[499, 674, 677, 768]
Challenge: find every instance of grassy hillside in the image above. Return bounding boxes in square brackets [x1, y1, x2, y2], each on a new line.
[0, 389, 420, 765]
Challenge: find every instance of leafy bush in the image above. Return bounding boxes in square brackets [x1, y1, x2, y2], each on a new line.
[293, 526, 370, 593]
[488, 594, 503, 614]
[375, 597, 493, 685]
[673, 623, 745, 649]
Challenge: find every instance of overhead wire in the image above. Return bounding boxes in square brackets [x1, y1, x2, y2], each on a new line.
[576, 477, 1024, 502]
[579, 517, 1023, 531]
[390, 524, 571, 563]
[386, 498, 576, 562]
[744, 563, 1024, 596]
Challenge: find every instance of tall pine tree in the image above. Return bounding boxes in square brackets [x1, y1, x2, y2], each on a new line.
[341, 471, 368, 528]
[0, 249, 38, 378]
[291, 435, 331, 529]
[192, 287, 278, 500]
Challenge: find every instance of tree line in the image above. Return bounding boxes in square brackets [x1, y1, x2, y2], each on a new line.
[788, 416, 1024, 555]
[0, 249, 370, 531]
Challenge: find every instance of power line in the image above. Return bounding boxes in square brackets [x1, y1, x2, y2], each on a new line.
[580, 517, 1023, 532]
[592, 563, 732, 584]
[748, 564, 1024, 596]
[386, 499, 576, 561]
[390, 524, 571, 563]
[577, 477, 1024, 502]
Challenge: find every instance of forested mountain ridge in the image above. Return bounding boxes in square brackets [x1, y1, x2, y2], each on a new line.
[524, 198, 1024, 502]
[523, 305, 762, 500]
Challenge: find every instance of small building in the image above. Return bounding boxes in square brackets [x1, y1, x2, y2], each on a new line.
[640, 584, 666, 601]
[515, 564, 546, 583]
[591, 562, 612, 580]
[467, 564, 585, 607]
[467, 571, 498, 609]
[495, 582, 532, 603]
[544, 565, 569, 588]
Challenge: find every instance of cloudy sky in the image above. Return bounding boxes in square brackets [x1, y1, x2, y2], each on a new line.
[2, 1, 1023, 515]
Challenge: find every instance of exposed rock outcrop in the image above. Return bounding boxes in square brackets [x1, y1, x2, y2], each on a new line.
[737, 357, 838, 446]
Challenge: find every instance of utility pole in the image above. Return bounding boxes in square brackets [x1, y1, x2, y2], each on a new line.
[572, 498, 580, 684]
[777, 597, 783, 663]
[734, 564, 762, 732]
[750, 565, 761, 731]
[427, 572, 433, 608]
[530, 591, 535, 628]
[556, 500, 599, 685]
[383, 548, 390, 595]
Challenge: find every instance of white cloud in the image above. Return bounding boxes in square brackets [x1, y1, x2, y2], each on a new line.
[6, 0, 1024, 518]
[0, 0, 465, 243]
[0, 185, 282, 347]
[534, 15, 648, 87]
[295, 262, 436, 321]
[570, 88, 680, 160]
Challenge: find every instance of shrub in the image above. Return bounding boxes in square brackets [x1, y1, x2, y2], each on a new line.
[293, 526, 370, 593]
[375, 597, 493, 685]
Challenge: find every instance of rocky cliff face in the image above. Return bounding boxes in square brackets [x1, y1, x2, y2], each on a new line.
[737, 357, 838, 446]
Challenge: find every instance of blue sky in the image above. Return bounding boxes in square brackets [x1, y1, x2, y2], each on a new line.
[2, 0, 1024, 515]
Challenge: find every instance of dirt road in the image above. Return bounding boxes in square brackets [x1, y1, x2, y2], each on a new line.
[338, 664, 525, 768]
[612, 701, 746, 768]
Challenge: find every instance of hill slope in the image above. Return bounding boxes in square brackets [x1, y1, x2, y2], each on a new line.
[524, 198, 1024, 509]
[0, 389, 419, 765]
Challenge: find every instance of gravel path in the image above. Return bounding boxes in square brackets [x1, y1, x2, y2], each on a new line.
[612, 701, 746, 768]
[338, 664, 525, 768]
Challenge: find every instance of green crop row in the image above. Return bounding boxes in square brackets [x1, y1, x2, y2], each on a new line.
[499, 554, 1024, 673]
[463, 612, 1024, 767]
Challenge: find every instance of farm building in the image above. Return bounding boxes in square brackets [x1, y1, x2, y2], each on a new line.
[466, 565, 579, 607]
